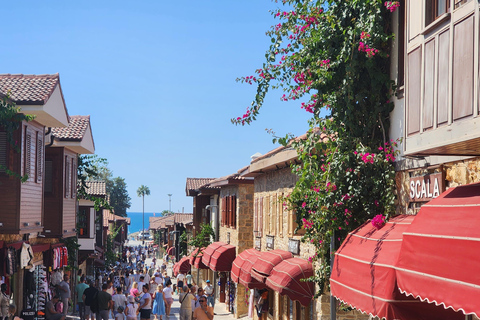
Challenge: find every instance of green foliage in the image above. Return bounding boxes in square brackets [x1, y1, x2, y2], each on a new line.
[237, 0, 401, 292]
[77, 155, 112, 211]
[179, 231, 188, 257]
[0, 95, 35, 182]
[105, 223, 122, 267]
[188, 223, 215, 250]
[161, 210, 174, 216]
[107, 177, 132, 217]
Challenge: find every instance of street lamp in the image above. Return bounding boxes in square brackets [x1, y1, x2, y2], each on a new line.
[168, 194, 172, 212]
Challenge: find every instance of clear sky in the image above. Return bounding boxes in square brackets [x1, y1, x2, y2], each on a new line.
[1, 1, 312, 213]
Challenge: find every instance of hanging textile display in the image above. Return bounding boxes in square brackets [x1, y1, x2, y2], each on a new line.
[20, 243, 34, 269]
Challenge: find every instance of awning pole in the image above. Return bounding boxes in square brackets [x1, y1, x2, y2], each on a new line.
[330, 232, 336, 320]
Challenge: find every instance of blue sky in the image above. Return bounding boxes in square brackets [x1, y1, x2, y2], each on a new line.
[1, 1, 312, 213]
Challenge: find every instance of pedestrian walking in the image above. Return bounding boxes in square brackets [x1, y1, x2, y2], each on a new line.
[203, 280, 214, 308]
[152, 285, 166, 320]
[82, 280, 98, 320]
[193, 297, 213, 320]
[185, 271, 193, 288]
[58, 275, 71, 315]
[0, 284, 9, 320]
[112, 287, 127, 316]
[179, 285, 196, 320]
[163, 280, 174, 317]
[75, 276, 89, 320]
[138, 284, 152, 320]
[176, 272, 185, 294]
[96, 284, 113, 320]
[124, 296, 138, 320]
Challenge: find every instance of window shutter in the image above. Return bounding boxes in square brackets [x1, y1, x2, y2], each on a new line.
[278, 193, 283, 237]
[0, 132, 7, 173]
[71, 158, 75, 198]
[232, 196, 237, 229]
[228, 196, 234, 228]
[259, 197, 263, 237]
[36, 133, 43, 183]
[24, 131, 32, 178]
[272, 194, 277, 236]
[65, 157, 70, 198]
[254, 198, 258, 234]
[221, 197, 227, 227]
[265, 195, 270, 234]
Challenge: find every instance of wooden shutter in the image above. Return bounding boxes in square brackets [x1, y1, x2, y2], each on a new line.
[232, 196, 237, 229]
[0, 132, 7, 173]
[65, 156, 70, 198]
[71, 157, 76, 198]
[45, 160, 53, 193]
[221, 197, 227, 227]
[227, 196, 233, 227]
[259, 197, 263, 237]
[272, 194, 277, 236]
[254, 198, 258, 234]
[36, 133, 43, 183]
[278, 193, 283, 237]
[24, 130, 32, 178]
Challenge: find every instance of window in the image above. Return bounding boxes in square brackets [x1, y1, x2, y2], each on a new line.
[71, 157, 75, 198]
[288, 210, 305, 237]
[425, 0, 450, 26]
[78, 207, 88, 238]
[254, 197, 264, 237]
[0, 131, 7, 173]
[221, 196, 237, 228]
[398, 0, 405, 89]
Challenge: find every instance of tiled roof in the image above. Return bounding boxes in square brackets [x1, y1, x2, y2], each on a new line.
[149, 213, 193, 230]
[186, 178, 215, 191]
[103, 209, 131, 228]
[0, 74, 60, 104]
[84, 181, 106, 196]
[52, 115, 90, 141]
[206, 170, 253, 187]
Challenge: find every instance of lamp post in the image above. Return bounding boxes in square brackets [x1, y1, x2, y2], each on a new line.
[168, 194, 172, 212]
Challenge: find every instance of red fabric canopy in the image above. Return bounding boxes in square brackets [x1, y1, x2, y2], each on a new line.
[209, 243, 236, 272]
[231, 249, 251, 283]
[251, 249, 293, 283]
[167, 247, 175, 256]
[239, 250, 266, 289]
[201, 242, 225, 268]
[331, 215, 463, 320]
[189, 248, 208, 269]
[173, 256, 191, 276]
[397, 182, 480, 318]
[266, 258, 314, 306]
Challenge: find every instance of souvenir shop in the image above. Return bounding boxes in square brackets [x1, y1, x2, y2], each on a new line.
[0, 241, 69, 320]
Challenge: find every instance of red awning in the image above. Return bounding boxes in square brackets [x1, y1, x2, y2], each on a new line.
[239, 250, 266, 289]
[209, 243, 235, 272]
[251, 249, 293, 283]
[266, 258, 314, 306]
[397, 182, 480, 318]
[231, 248, 255, 283]
[189, 248, 208, 270]
[331, 215, 463, 320]
[201, 242, 225, 267]
[167, 247, 175, 256]
[31, 243, 51, 253]
[174, 256, 191, 276]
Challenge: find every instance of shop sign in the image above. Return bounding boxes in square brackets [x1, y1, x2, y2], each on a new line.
[409, 172, 445, 202]
[21, 309, 35, 320]
[255, 237, 261, 250]
[288, 239, 300, 255]
[266, 235, 274, 249]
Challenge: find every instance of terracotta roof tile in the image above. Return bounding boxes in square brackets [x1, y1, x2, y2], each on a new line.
[149, 213, 193, 230]
[186, 178, 215, 191]
[0, 74, 60, 104]
[84, 181, 106, 196]
[103, 209, 130, 228]
[52, 115, 90, 141]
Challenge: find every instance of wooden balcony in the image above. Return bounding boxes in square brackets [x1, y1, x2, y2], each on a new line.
[404, 0, 480, 156]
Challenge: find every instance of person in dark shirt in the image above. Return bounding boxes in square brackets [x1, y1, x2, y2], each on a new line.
[96, 284, 113, 320]
[82, 280, 98, 320]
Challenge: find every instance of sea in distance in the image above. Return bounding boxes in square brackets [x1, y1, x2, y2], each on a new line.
[127, 212, 159, 234]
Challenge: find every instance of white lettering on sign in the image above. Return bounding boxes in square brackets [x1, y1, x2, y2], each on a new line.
[409, 175, 442, 201]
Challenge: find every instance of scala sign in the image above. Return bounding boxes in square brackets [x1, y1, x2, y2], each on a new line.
[409, 172, 444, 202]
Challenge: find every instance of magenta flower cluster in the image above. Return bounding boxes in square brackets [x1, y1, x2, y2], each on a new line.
[371, 214, 385, 229]
[384, 1, 400, 13]
[302, 218, 314, 229]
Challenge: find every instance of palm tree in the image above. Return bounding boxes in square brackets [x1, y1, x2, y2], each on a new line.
[137, 185, 150, 243]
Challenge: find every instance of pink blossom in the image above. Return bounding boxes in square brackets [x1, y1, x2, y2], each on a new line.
[302, 202, 307, 208]
[371, 214, 386, 229]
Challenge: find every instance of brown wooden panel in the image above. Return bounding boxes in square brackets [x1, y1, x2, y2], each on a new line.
[407, 47, 422, 135]
[453, 15, 474, 120]
[423, 39, 435, 130]
[437, 29, 450, 125]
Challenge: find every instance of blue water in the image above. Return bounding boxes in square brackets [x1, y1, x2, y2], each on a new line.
[127, 212, 159, 234]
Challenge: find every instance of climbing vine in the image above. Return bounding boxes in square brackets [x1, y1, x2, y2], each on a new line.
[235, 0, 401, 292]
[0, 95, 35, 182]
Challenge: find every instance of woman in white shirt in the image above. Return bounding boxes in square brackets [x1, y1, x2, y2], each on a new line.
[162, 280, 174, 317]
[124, 295, 138, 320]
[138, 284, 152, 320]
